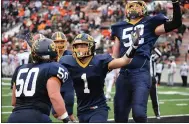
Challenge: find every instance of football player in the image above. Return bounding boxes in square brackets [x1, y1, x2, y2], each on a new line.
[8, 38, 70, 123]
[28, 33, 46, 63]
[59, 31, 140, 123]
[51, 31, 76, 122]
[11, 33, 46, 89]
[111, 0, 182, 122]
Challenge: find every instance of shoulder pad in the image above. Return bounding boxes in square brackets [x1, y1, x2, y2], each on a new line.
[59, 55, 74, 65]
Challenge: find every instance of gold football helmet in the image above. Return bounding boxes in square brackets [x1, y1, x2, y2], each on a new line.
[51, 32, 67, 60]
[72, 33, 96, 59]
[125, 1, 147, 19]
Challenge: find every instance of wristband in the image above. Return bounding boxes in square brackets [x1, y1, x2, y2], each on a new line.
[57, 112, 68, 120]
[125, 45, 138, 58]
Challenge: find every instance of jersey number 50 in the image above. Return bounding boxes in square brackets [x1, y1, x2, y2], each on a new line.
[122, 24, 144, 47]
[16, 68, 39, 97]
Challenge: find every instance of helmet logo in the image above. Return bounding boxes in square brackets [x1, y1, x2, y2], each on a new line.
[87, 35, 94, 41]
[76, 34, 82, 39]
[50, 42, 56, 52]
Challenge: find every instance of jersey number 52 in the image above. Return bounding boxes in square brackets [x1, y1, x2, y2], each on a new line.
[122, 24, 144, 47]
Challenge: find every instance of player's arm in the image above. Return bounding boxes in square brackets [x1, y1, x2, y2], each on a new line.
[47, 77, 69, 123]
[11, 83, 16, 107]
[155, 0, 182, 35]
[112, 37, 120, 58]
[108, 28, 140, 70]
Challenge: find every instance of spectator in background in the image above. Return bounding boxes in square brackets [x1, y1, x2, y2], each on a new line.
[174, 34, 182, 54]
[75, 3, 81, 14]
[167, 58, 177, 86]
[180, 62, 189, 87]
[177, 24, 187, 36]
[2, 46, 9, 77]
[1, 0, 186, 79]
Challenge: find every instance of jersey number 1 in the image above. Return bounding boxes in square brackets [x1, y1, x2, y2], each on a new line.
[81, 73, 90, 94]
[16, 68, 39, 97]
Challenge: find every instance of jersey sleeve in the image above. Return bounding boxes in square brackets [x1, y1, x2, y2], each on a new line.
[63, 50, 72, 56]
[101, 53, 114, 73]
[150, 14, 168, 30]
[110, 25, 118, 40]
[59, 55, 70, 66]
[48, 62, 69, 85]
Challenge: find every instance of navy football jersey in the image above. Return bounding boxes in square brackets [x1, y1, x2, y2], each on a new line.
[111, 14, 167, 69]
[59, 49, 73, 92]
[59, 54, 113, 113]
[12, 62, 69, 115]
[63, 50, 72, 56]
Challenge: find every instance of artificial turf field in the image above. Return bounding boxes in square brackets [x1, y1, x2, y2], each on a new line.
[1, 79, 189, 122]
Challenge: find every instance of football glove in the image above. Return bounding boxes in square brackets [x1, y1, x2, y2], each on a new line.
[125, 27, 140, 58]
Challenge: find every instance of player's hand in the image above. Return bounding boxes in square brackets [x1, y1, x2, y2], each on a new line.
[125, 27, 140, 58]
[131, 27, 140, 47]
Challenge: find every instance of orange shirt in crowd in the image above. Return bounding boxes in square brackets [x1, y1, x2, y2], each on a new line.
[38, 23, 46, 31]
[59, 8, 67, 16]
[22, 42, 28, 50]
[184, 4, 189, 9]
[31, 13, 38, 21]
[18, 8, 25, 17]
[101, 29, 111, 37]
[46, 20, 52, 26]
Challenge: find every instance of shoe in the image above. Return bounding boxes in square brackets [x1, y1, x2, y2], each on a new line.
[156, 115, 161, 119]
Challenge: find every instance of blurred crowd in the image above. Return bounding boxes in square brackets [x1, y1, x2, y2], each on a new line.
[1, 0, 189, 77]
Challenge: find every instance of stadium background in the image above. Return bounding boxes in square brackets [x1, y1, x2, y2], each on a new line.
[1, 0, 189, 122]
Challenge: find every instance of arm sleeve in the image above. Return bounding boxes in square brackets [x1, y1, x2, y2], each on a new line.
[164, 2, 182, 32]
[151, 14, 168, 30]
[110, 25, 118, 40]
[102, 54, 114, 73]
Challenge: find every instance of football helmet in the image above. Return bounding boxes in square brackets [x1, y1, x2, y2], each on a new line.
[33, 33, 45, 41]
[72, 33, 96, 59]
[31, 38, 58, 63]
[125, 1, 147, 19]
[51, 32, 67, 60]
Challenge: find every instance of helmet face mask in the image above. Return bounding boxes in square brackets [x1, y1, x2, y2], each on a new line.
[51, 32, 67, 59]
[73, 41, 92, 59]
[72, 33, 95, 60]
[125, 1, 147, 19]
[54, 39, 67, 58]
